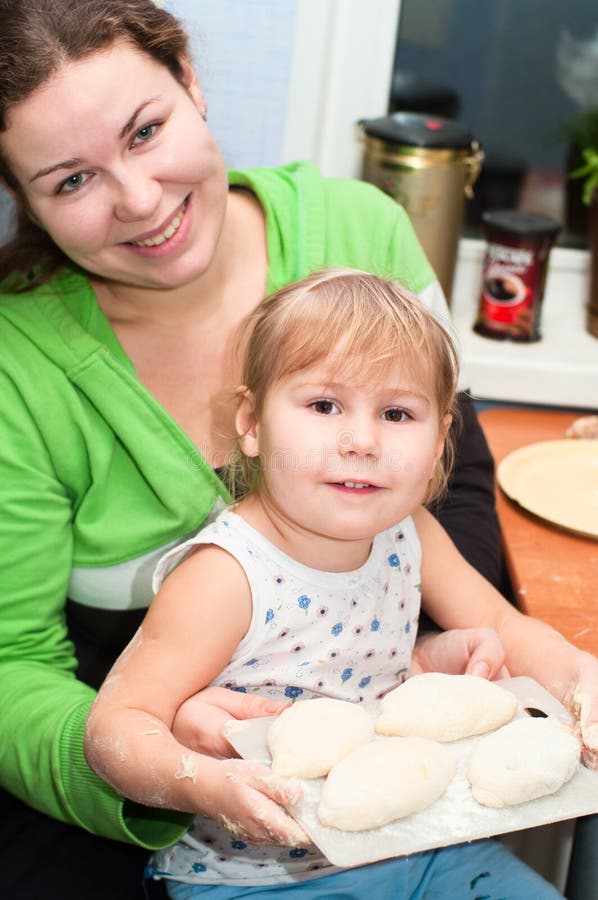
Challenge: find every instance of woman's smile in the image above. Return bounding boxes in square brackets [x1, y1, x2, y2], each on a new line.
[123, 195, 192, 257]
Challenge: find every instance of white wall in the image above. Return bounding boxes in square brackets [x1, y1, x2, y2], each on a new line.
[170, 0, 297, 170]
[282, 0, 402, 177]
[170, 0, 401, 176]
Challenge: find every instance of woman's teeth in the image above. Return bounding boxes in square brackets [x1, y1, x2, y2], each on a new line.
[131, 203, 186, 247]
[342, 482, 371, 489]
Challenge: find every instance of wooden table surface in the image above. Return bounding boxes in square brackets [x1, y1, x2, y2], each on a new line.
[479, 407, 598, 656]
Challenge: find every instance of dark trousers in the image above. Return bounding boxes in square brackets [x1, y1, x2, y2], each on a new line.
[0, 789, 167, 900]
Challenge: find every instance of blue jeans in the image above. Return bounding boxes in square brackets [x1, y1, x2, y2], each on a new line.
[163, 838, 563, 899]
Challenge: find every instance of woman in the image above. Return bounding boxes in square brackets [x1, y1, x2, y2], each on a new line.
[0, 1, 503, 896]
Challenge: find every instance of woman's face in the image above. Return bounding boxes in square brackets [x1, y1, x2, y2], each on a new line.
[0, 40, 228, 291]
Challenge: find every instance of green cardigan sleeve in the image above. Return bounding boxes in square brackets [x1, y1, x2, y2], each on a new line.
[0, 353, 190, 848]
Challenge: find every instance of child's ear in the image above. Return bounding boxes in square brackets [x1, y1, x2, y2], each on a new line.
[235, 388, 260, 458]
[434, 413, 453, 461]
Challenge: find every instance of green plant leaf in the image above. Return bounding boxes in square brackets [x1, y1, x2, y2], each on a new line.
[569, 147, 598, 206]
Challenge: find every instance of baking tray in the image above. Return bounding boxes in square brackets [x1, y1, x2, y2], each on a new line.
[223, 678, 598, 868]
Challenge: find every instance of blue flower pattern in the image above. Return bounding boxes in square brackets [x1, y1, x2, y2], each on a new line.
[298, 594, 311, 611]
[285, 685, 304, 699]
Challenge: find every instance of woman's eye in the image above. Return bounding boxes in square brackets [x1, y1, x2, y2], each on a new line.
[382, 407, 409, 422]
[311, 399, 339, 415]
[57, 172, 89, 194]
[131, 123, 159, 146]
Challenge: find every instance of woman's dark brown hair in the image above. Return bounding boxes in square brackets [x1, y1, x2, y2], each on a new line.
[0, 0, 190, 289]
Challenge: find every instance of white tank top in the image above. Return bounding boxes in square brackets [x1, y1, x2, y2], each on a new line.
[150, 508, 422, 886]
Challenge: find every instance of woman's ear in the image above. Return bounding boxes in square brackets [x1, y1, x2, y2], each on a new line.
[235, 388, 260, 458]
[178, 56, 206, 116]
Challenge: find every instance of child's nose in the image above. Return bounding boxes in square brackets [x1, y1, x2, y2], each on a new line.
[337, 418, 379, 456]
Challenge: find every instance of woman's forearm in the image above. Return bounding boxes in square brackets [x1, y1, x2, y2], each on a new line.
[84, 703, 307, 846]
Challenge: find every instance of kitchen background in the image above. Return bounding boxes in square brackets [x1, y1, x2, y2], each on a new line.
[0, 3, 594, 890]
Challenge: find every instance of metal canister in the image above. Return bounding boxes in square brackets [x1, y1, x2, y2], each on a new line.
[360, 112, 483, 301]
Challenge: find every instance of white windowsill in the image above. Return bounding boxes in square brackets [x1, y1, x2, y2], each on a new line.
[451, 239, 597, 410]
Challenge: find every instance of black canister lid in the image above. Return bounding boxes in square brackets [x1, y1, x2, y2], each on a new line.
[482, 210, 561, 238]
[360, 111, 475, 150]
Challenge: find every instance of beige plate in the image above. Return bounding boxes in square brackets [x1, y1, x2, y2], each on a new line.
[224, 678, 598, 868]
[497, 439, 598, 540]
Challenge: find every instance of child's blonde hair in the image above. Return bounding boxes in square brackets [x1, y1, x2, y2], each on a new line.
[232, 268, 460, 503]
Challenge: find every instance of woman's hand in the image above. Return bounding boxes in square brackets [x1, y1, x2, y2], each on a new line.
[566, 655, 598, 768]
[172, 686, 290, 758]
[199, 757, 309, 846]
[411, 627, 510, 680]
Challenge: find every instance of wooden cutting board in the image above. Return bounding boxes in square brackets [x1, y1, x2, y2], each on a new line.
[223, 678, 598, 868]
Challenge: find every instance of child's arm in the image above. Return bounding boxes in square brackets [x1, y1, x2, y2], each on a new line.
[413, 506, 598, 766]
[84, 545, 307, 846]
[411, 627, 509, 679]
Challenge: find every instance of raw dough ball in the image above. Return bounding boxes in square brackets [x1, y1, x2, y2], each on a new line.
[467, 715, 581, 808]
[375, 673, 518, 741]
[267, 698, 374, 778]
[318, 736, 457, 831]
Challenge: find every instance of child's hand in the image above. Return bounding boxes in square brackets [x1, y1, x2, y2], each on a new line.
[200, 757, 309, 846]
[411, 627, 509, 680]
[173, 687, 290, 759]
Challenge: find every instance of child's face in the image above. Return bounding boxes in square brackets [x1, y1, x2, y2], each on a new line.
[238, 358, 451, 552]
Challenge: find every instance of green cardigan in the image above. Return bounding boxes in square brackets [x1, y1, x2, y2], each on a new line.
[0, 162, 437, 847]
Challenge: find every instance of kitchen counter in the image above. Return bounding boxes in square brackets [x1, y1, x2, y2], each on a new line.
[451, 240, 597, 410]
[479, 406, 598, 655]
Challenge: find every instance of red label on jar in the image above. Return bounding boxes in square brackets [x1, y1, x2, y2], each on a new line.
[476, 243, 542, 340]
[474, 211, 559, 342]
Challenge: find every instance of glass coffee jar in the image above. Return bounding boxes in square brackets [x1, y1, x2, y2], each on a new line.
[474, 210, 560, 341]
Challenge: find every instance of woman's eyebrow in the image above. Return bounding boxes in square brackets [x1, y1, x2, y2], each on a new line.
[119, 97, 159, 139]
[29, 98, 161, 182]
[30, 157, 84, 183]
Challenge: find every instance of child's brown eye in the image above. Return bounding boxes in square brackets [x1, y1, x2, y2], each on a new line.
[383, 408, 407, 422]
[313, 400, 336, 415]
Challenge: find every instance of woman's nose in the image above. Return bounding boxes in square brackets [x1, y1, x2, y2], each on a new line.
[112, 166, 161, 223]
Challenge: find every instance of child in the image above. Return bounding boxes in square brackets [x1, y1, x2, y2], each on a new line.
[85, 269, 595, 898]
